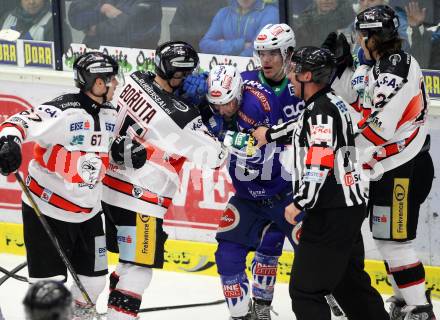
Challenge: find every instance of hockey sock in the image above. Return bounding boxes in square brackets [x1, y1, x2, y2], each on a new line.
[376, 240, 428, 306]
[107, 263, 153, 320]
[220, 272, 251, 318]
[251, 252, 279, 303]
[384, 261, 404, 300]
[70, 274, 106, 305]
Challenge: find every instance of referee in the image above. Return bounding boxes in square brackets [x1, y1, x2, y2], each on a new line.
[253, 46, 389, 320]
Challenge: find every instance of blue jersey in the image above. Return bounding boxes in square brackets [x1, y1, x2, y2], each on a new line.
[241, 70, 305, 122]
[227, 82, 290, 199]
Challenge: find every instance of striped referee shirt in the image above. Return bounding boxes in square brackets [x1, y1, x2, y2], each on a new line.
[267, 87, 366, 210]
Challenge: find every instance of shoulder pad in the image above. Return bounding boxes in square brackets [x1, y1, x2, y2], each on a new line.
[373, 52, 410, 80]
[43, 93, 81, 110]
[243, 85, 271, 112]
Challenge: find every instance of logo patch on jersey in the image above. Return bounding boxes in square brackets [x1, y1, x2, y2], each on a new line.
[247, 87, 270, 112]
[304, 168, 326, 183]
[389, 54, 402, 66]
[132, 185, 144, 199]
[77, 154, 103, 185]
[40, 189, 53, 202]
[288, 83, 295, 96]
[310, 124, 332, 144]
[217, 204, 240, 232]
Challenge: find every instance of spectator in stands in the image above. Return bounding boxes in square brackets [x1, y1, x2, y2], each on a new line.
[406, 0, 440, 69]
[292, 0, 355, 47]
[170, 0, 227, 51]
[0, 0, 72, 46]
[199, 0, 279, 57]
[68, 0, 162, 49]
[0, 0, 18, 17]
[290, 0, 310, 17]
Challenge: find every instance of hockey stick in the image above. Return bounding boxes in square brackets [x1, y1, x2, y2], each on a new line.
[0, 262, 27, 286]
[138, 298, 225, 313]
[0, 264, 28, 283]
[325, 294, 346, 318]
[14, 172, 94, 306]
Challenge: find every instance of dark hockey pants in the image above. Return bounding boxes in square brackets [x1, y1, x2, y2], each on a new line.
[289, 205, 390, 320]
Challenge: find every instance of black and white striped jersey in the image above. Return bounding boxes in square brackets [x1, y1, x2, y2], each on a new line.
[290, 87, 366, 211]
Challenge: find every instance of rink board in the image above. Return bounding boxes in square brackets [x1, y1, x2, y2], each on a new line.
[1, 222, 440, 300]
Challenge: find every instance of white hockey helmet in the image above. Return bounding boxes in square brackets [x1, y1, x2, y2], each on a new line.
[207, 65, 242, 105]
[254, 23, 296, 61]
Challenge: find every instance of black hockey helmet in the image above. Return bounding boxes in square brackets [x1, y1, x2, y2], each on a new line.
[23, 280, 72, 320]
[355, 5, 400, 42]
[73, 51, 122, 91]
[289, 46, 336, 84]
[154, 41, 199, 80]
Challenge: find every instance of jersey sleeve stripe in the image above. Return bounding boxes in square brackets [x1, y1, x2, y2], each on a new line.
[362, 126, 387, 146]
[0, 123, 26, 140]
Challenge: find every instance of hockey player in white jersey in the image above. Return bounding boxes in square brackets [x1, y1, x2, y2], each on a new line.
[0, 51, 147, 318]
[324, 5, 436, 320]
[101, 41, 226, 320]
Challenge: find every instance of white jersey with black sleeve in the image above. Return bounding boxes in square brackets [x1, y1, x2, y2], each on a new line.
[291, 87, 365, 211]
[333, 51, 430, 176]
[0, 92, 118, 223]
[102, 71, 227, 218]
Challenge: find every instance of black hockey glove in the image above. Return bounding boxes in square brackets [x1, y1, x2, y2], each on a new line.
[321, 32, 353, 78]
[0, 135, 22, 175]
[111, 136, 147, 169]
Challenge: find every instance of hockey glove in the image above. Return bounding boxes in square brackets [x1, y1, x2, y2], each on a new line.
[223, 130, 258, 157]
[0, 135, 22, 176]
[206, 115, 225, 141]
[181, 72, 209, 106]
[321, 32, 353, 78]
[110, 136, 147, 169]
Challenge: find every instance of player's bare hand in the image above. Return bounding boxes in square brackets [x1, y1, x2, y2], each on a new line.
[252, 126, 268, 148]
[285, 202, 301, 225]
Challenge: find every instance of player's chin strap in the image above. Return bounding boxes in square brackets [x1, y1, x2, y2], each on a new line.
[295, 75, 311, 101]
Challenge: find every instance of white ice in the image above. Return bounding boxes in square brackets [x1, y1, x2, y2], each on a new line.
[0, 253, 439, 320]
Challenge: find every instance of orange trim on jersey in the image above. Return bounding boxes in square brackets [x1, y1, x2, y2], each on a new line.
[0, 123, 26, 140]
[363, 128, 419, 169]
[397, 93, 423, 129]
[34, 144, 109, 184]
[103, 175, 172, 209]
[362, 126, 387, 146]
[27, 176, 93, 214]
[143, 141, 186, 175]
[306, 146, 335, 169]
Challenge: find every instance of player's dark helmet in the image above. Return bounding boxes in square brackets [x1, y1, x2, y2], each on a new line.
[73, 51, 120, 91]
[154, 41, 199, 80]
[355, 5, 400, 42]
[23, 280, 72, 320]
[290, 46, 336, 84]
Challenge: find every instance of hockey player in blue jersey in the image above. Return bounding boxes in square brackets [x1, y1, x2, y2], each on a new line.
[201, 64, 302, 320]
[244, 23, 304, 123]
